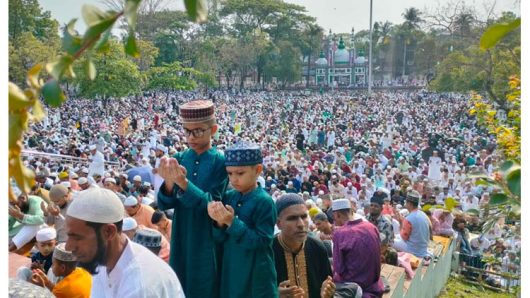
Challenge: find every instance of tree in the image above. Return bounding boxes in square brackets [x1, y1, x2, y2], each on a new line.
[298, 24, 324, 87]
[9, 0, 60, 43]
[146, 61, 201, 98]
[129, 39, 159, 71]
[75, 40, 142, 99]
[9, 32, 59, 85]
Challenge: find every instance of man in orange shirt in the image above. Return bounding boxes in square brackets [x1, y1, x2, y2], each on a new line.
[124, 196, 157, 230]
[30, 243, 92, 298]
[151, 210, 172, 242]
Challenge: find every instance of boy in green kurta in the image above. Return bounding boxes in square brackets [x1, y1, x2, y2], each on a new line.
[157, 100, 228, 298]
[208, 141, 278, 298]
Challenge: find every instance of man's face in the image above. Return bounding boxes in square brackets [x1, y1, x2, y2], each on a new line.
[125, 204, 140, 217]
[183, 122, 216, 153]
[277, 205, 309, 244]
[52, 193, 70, 209]
[65, 216, 108, 275]
[314, 219, 331, 233]
[370, 203, 382, 217]
[79, 183, 89, 190]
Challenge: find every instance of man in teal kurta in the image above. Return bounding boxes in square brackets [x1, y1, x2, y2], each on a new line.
[157, 100, 228, 298]
[208, 142, 278, 298]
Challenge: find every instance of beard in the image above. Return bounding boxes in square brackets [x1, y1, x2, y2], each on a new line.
[77, 228, 107, 275]
[20, 202, 30, 214]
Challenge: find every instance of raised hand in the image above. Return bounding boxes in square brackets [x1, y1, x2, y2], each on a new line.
[278, 280, 305, 298]
[320, 276, 336, 298]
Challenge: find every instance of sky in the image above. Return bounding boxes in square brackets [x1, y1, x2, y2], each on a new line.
[39, 0, 520, 34]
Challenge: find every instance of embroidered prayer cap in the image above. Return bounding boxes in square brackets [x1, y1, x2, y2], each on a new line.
[53, 243, 76, 262]
[178, 100, 215, 123]
[332, 198, 351, 211]
[67, 188, 125, 223]
[49, 184, 68, 202]
[406, 190, 421, 204]
[224, 141, 263, 167]
[133, 228, 162, 248]
[123, 217, 138, 231]
[36, 227, 57, 242]
[276, 193, 305, 216]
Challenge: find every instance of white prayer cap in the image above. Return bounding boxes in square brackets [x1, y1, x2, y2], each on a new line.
[318, 190, 325, 196]
[332, 198, 351, 211]
[67, 188, 125, 223]
[399, 209, 409, 217]
[347, 182, 352, 186]
[271, 184, 277, 189]
[105, 178, 117, 184]
[133, 175, 142, 182]
[70, 173, 79, 179]
[78, 177, 88, 185]
[122, 217, 138, 231]
[124, 196, 138, 207]
[82, 168, 89, 174]
[89, 145, 96, 150]
[60, 181, 71, 188]
[287, 181, 293, 185]
[36, 227, 57, 242]
[120, 173, 128, 179]
[156, 144, 166, 152]
[143, 182, 151, 187]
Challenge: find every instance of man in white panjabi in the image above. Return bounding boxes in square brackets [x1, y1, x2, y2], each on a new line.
[152, 144, 167, 196]
[88, 145, 105, 178]
[65, 188, 184, 297]
[428, 151, 442, 182]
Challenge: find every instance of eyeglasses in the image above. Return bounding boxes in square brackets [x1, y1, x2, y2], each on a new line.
[183, 126, 212, 138]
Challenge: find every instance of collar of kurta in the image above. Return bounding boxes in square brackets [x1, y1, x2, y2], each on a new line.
[278, 234, 309, 297]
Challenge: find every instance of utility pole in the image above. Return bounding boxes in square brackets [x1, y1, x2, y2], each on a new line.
[368, 0, 373, 95]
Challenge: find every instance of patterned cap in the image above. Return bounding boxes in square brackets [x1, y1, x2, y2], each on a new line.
[53, 243, 76, 262]
[406, 190, 421, 203]
[133, 228, 162, 248]
[225, 141, 263, 167]
[178, 100, 215, 123]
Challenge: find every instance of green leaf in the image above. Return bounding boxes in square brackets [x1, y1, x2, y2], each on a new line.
[42, 80, 66, 107]
[480, 18, 521, 49]
[9, 111, 29, 149]
[82, 4, 112, 26]
[475, 178, 495, 187]
[184, 0, 208, 23]
[506, 167, 520, 197]
[125, 0, 141, 29]
[94, 29, 112, 53]
[26, 63, 43, 89]
[445, 197, 457, 211]
[83, 17, 117, 41]
[125, 34, 140, 58]
[8, 82, 32, 111]
[31, 99, 46, 121]
[466, 209, 480, 216]
[86, 58, 97, 80]
[499, 160, 515, 173]
[46, 55, 74, 80]
[63, 19, 83, 55]
[490, 193, 508, 205]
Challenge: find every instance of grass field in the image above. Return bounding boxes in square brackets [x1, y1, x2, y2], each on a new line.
[438, 276, 518, 298]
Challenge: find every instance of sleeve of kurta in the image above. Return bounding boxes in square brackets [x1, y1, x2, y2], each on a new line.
[225, 198, 277, 250]
[22, 198, 45, 225]
[179, 176, 228, 209]
[332, 232, 346, 281]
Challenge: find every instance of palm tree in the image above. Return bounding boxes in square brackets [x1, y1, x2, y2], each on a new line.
[302, 23, 323, 87]
[401, 7, 422, 77]
[402, 7, 423, 31]
[453, 13, 474, 38]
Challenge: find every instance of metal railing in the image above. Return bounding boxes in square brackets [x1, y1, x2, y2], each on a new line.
[21, 150, 121, 167]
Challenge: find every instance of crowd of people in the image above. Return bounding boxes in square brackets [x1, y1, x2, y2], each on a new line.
[8, 89, 520, 297]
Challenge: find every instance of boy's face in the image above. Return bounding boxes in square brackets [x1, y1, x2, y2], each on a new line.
[226, 165, 262, 194]
[37, 239, 56, 256]
[51, 258, 66, 277]
[183, 122, 216, 153]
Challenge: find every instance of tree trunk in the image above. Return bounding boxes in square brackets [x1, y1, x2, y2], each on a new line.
[306, 52, 311, 88]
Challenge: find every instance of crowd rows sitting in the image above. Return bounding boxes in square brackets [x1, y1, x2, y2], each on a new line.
[8, 90, 519, 297]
